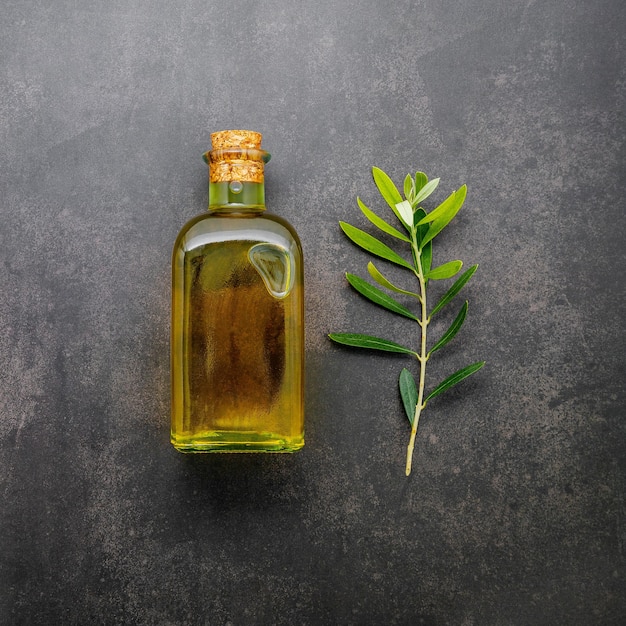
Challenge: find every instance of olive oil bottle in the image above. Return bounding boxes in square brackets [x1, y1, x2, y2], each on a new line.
[171, 130, 304, 452]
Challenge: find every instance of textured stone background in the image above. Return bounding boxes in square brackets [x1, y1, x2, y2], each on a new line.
[1, 0, 625, 624]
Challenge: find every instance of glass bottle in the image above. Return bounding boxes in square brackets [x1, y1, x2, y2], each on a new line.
[171, 130, 304, 452]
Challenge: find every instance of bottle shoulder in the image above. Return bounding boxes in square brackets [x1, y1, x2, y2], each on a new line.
[173, 211, 302, 255]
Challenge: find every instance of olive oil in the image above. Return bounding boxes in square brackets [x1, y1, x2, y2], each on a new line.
[171, 131, 304, 452]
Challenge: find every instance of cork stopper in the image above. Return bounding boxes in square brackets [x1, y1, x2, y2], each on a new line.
[204, 130, 270, 183]
[211, 130, 262, 150]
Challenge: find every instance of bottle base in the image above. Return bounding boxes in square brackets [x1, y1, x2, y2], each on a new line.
[171, 430, 304, 453]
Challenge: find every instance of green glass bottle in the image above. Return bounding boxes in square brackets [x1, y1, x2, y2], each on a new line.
[171, 130, 304, 452]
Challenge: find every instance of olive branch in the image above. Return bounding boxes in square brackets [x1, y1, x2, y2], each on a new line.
[329, 167, 485, 476]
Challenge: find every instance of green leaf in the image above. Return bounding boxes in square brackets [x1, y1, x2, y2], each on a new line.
[426, 260, 463, 281]
[414, 177, 440, 204]
[346, 273, 418, 321]
[421, 241, 432, 277]
[403, 174, 414, 202]
[416, 185, 467, 225]
[399, 368, 418, 425]
[429, 301, 468, 355]
[372, 167, 404, 221]
[395, 200, 414, 227]
[367, 262, 420, 298]
[339, 221, 414, 270]
[425, 361, 485, 403]
[430, 264, 478, 317]
[414, 172, 428, 195]
[357, 197, 410, 242]
[328, 333, 417, 355]
[414, 208, 429, 244]
[418, 185, 467, 246]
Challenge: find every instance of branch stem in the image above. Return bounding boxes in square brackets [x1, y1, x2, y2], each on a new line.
[406, 230, 429, 476]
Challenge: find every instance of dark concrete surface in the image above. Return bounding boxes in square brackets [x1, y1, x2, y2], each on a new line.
[1, 0, 625, 624]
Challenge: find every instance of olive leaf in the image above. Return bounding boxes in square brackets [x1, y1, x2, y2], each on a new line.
[330, 167, 484, 476]
[414, 177, 440, 204]
[425, 361, 486, 403]
[430, 264, 478, 317]
[328, 333, 417, 355]
[428, 301, 468, 355]
[357, 197, 410, 242]
[426, 260, 462, 281]
[416, 185, 467, 225]
[403, 174, 414, 203]
[346, 273, 418, 321]
[372, 166, 405, 224]
[418, 185, 467, 247]
[367, 262, 420, 298]
[414, 172, 428, 197]
[399, 368, 418, 425]
[395, 200, 414, 228]
[339, 222, 414, 270]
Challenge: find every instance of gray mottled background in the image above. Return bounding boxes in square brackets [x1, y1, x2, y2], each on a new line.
[1, 0, 625, 624]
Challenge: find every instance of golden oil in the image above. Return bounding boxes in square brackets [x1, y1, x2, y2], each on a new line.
[171, 131, 304, 452]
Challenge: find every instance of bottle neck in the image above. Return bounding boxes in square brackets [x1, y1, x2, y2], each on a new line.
[208, 181, 266, 212]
